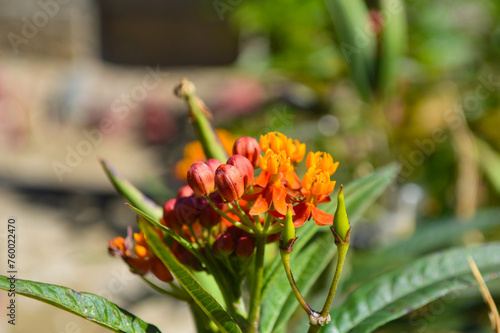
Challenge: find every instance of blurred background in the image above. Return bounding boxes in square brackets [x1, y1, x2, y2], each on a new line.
[0, 0, 499, 332]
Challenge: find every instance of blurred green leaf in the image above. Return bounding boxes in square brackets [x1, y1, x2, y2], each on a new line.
[0, 276, 160, 333]
[378, 0, 407, 97]
[323, 242, 500, 333]
[260, 164, 398, 333]
[101, 159, 162, 220]
[380, 207, 500, 256]
[476, 137, 500, 195]
[325, 0, 376, 100]
[139, 219, 242, 333]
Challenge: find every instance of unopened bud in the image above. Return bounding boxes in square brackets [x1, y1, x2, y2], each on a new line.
[206, 159, 222, 173]
[227, 154, 254, 188]
[163, 199, 182, 229]
[215, 164, 245, 202]
[151, 258, 173, 282]
[236, 236, 255, 258]
[213, 233, 235, 256]
[177, 185, 194, 199]
[174, 197, 200, 225]
[233, 136, 261, 168]
[187, 161, 215, 196]
[332, 186, 350, 243]
[199, 198, 221, 228]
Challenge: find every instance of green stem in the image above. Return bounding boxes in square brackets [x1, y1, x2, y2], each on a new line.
[175, 79, 228, 161]
[230, 202, 260, 233]
[307, 242, 350, 333]
[262, 213, 274, 232]
[248, 235, 266, 333]
[280, 250, 312, 316]
[206, 198, 255, 234]
[139, 276, 189, 301]
[320, 243, 349, 316]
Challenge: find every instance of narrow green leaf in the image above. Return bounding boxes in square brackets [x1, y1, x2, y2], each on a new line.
[260, 164, 398, 333]
[324, 242, 500, 333]
[476, 137, 500, 195]
[0, 276, 160, 333]
[324, 0, 376, 101]
[378, 0, 407, 98]
[101, 159, 162, 220]
[139, 219, 242, 333]
[129, 205, 232, 308]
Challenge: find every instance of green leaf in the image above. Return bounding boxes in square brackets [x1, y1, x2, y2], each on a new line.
[323, 242, 500, 333]
[260, 164, 398, 333]
[139, 219, 242, 333]
[380, 207, 500, 256]
[378, 0, 407, 98]
[101, 159, 162, 220]
[325, 0, 376, 101]
[476, 137, 500, 195]
[0, 276, 160, 333]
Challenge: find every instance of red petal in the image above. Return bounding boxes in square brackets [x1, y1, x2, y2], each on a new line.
[293, 203, 312, 227]
[249, 188, 272, 215]
[272, 185, 288, 216]
[311, 207, 334, 226]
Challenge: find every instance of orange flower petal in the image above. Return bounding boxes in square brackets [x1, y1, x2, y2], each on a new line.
[254, 171, 271, 187]
[311, 207, 334, 226]
[249, 189, 272, 215]
[272, 185, 288, 216]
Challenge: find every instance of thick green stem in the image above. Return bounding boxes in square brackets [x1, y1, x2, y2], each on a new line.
[248, 235, 266, 333]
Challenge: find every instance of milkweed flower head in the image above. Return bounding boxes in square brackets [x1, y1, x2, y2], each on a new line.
[109, 130, 338, 283]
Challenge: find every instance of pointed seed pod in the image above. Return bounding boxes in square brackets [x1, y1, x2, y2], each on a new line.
[332, 185, 350, 242]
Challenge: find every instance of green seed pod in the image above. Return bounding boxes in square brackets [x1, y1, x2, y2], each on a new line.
[280, 207, 296, 252]
[332, 186, 350, 243]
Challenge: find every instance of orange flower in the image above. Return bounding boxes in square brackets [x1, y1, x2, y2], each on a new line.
[260, 132, 305, 163]
[250, 134, 301, 216]
[306, 151, 339, 176]
[293, 161, 338, 227]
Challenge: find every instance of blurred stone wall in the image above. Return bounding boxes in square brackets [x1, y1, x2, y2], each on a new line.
[0, 0, 99, 59]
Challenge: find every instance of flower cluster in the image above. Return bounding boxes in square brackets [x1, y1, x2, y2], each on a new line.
[109, 131, 338, 281]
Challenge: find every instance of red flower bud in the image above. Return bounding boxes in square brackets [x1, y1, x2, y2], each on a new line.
[236, 236, 255, 258]
[176, 185, 194, 199]
[206, 159, 223, 173]
[213, 233, 235, 256]
[163, 199, 182, 229]
[199, 198, 221, 228]
[227, 154, 254, 188]
[174, 197, 201, 225]
[233, 136, 261, 168]
[151, 258, 173, 282]
[215, 164, 245, 202]
[187, 161, 215, 196]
